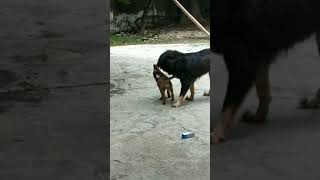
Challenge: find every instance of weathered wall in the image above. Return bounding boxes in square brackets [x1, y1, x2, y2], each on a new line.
[110, 0, 210, 34]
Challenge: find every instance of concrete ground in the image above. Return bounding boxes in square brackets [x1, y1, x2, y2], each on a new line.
[212, 36, 320, 180]
[0, 0, 107, 179]
[110, 44, 210, 180]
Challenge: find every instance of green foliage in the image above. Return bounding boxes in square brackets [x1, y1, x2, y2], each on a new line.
[115, 0, 131, 5]
[110, 34, 143, 46]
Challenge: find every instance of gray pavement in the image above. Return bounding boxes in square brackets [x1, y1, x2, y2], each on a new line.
[0, 0, 107, 179]
[212, 36, 320, 179]
[4, 0, 320, 179]
[110, 44, 210, 180]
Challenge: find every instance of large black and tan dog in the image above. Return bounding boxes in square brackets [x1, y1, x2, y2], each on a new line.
[157, 48, 212, 107]
[211, 0, 320, 143]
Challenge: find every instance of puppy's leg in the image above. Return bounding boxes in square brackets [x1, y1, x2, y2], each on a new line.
[212, 55, 256, 144]
[242, 64, 271, 123]
[166, 88, 171, 98]
[173, 79, 192, 107]
[170, 85, 174, 102]
[160, 88, 166, 104]
[186, 82, 195, 101]
[158, 86, 163, 100]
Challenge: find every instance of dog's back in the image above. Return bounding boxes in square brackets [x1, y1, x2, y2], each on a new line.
[157, 49, 211, 78]
[184, 49, 211, 77]
[212, 0, 320, 58]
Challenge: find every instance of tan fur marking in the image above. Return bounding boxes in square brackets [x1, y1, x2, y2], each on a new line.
[173, 96, 184, 107]
[211, 107, 234, 144]
[255, 64, 271, 121]
[186, 83, 195, 101]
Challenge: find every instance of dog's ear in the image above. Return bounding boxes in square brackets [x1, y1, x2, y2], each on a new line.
[157, 50, 185, 75]
[157, 51, 179, 72]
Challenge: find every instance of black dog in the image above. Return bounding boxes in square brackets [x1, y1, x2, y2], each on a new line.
[211, 0, 320, 143]
[157, 48, 212, 107]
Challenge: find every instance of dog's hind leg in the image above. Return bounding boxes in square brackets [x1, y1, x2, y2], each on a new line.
[158, 87, 163, 100]
[255, 64, 272, 121]
[297, 32, 320, 108]
[299, 32, 320, 108]
[173, 79, 193, 107]
[160, 88, 166, 104]
[242, 64, 272, 123]
[212, 54, 256, 144]
[204, 72, 210, 96]
[170, 86, 174, 102]
[186, 82, 195, 101]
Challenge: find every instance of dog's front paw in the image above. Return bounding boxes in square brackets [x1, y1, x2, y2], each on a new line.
[240, 110, 267, 124]
[299, 97, 319, 109]
[211, 132, 226, 144]
[172, 102, 181, 107]
[186, 96, 193, 101]
[203, 91, 210, 96]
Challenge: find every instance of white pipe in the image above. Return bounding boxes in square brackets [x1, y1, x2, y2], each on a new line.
[172, 0, 210, 37]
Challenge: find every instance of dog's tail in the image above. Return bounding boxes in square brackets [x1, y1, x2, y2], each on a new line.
[169, 76, 176, 80]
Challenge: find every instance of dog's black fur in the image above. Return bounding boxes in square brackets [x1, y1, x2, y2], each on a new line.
[211, 0, 320, 143]
[157, 48, 211, 106]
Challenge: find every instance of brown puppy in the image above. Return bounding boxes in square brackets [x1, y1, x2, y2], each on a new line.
[153, 64, 174, 104]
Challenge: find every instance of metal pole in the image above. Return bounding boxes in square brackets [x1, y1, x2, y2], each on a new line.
[172, 0, 210, 37]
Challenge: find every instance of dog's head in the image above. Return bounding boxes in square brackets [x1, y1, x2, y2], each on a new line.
[156, 50, 183, 75]
[153, 64, 162, 81]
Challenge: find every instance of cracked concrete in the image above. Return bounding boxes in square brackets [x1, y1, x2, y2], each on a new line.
[0, 0, 107, 179]
[111, 44, 210, 180]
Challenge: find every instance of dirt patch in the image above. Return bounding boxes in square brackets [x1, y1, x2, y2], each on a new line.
[41, 30, 64, 39]
[111, 26, 210, 46]
[0, 88, 50, 103]
[0, 81, 50, 114]
[11, 53, 48, 64]
[0, 81, 50, 103]
[110, 82, 125, 97]
[27, 29, 64, 39]
[154, 26, 209, 42]
[0, 69, 50, 113]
